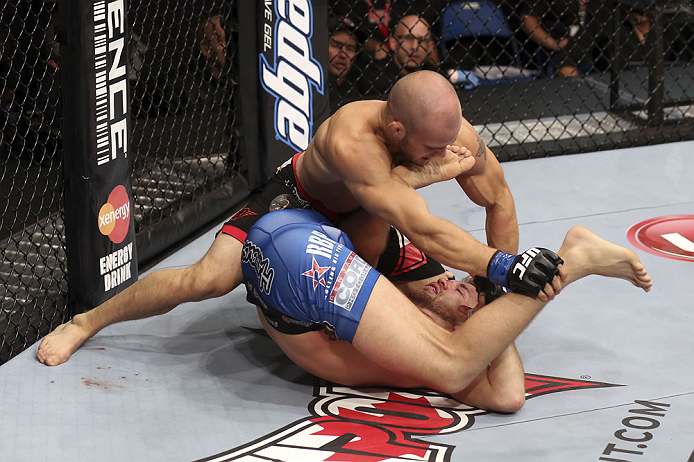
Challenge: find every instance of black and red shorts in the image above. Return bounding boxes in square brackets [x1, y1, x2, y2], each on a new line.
[219, 153, 344, 242]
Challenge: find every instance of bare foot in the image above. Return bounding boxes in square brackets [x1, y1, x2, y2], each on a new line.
[36, 316, 91, 366]
[393, 146, 474, 189]
[559, 226, 653, 291]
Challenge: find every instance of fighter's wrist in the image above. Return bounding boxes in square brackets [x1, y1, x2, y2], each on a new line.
[486, 250, 516, 287]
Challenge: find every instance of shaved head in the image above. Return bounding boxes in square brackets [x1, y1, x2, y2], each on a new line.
[387, 70, 462, 136]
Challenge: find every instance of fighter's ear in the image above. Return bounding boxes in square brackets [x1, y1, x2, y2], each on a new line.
[387, 120, 405, 141]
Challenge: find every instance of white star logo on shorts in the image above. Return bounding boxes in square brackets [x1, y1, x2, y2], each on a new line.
[302, 256, 330, 290]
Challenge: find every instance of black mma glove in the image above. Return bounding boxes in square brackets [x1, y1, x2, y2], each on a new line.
[473, 276, 507, 304]
[486, 248, 564, 297]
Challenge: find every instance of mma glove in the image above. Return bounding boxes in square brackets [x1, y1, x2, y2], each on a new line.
[473, 276, 507, 304]
[486, 248, 564, 297]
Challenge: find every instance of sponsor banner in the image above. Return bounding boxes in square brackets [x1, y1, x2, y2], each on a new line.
[255, 0, 330, 180]
[627, 215, 694, 262]
[61, 0, 137, 312]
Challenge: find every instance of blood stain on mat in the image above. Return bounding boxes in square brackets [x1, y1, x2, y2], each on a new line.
[81, 376, 125, 392]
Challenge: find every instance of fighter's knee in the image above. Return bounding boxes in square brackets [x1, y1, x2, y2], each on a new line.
[181, 263, 240, 301]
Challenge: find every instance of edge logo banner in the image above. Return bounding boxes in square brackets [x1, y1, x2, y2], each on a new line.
[256, 0, 330, 179]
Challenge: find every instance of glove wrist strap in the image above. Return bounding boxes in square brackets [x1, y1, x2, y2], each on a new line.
[487, 250, 516, 287]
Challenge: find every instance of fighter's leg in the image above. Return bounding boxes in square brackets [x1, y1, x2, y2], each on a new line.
[37, 233, 244, 366]
[558, 225, 652, 290]
[352, 276, 546, 394]
[350, 226, 652, 394]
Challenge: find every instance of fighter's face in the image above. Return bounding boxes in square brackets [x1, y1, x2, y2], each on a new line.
[328, 30, 358, 79]
[401, 126, 457, 166]
[400, 274, 479, 331]
[390, 16, 434, 72]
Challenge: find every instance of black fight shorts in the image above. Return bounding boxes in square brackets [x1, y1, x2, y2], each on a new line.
[219, 153, 344, 242]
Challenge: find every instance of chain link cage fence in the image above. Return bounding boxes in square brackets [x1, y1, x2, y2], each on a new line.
[328, 0, 694, 159]
[1, 0, 242, 364]
[1, 0, 66, 364]
[2, 0, 693, 364]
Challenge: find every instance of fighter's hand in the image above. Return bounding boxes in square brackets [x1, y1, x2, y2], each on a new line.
[537, 266, 565, 302]
[487, 247, 564, 299]
[458, 282, 491, 324]
[393, 145, 475, 189]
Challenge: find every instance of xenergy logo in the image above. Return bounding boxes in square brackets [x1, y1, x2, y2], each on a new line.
[260, 0, 324, 151]
[98, 184, 131, 244]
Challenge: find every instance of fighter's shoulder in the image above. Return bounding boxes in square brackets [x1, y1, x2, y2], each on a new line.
[323, 101, 387, 158]
[456, 118, 491, 176]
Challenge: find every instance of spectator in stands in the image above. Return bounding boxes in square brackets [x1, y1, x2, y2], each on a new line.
[517, 0, 650, 77]
[362, 14, 441, 96]
[329, 0, 447, 61]
[197, 14, 228, 81]
[516, 0, 597, 77]
[330, 0, 390, 60]
[328, 15, 368, 112]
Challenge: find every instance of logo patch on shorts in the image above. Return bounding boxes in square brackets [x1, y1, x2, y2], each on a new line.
[242, 241, 275, 294]
[302, 256, 331, 290]
[330, 252, 370, 311]
[230, 207, 257, 221]
[269, 194, 293, 211]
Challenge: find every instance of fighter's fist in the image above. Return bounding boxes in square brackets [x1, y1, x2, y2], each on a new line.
[487, 248, 564, 298]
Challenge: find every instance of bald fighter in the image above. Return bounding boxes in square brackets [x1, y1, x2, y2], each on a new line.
[38, 70, 554, 366]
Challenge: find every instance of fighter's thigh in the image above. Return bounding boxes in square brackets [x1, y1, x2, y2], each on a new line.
[256, 310, 420, 388]
[185, 233, 245, 298]
[351, 276, 453, 387]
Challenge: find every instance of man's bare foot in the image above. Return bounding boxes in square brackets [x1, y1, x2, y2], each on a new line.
[559, 226, 652, 291]
[36, 315, 91, 366]
[393, 146, 474, 189]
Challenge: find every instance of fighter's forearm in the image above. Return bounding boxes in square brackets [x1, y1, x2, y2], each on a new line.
[353, 181, 498, 277]
[484, 191, 519, 254]
[403, 215, 497, 277]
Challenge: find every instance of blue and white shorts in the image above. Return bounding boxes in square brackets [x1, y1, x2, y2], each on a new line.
[241, 209, 381, 342]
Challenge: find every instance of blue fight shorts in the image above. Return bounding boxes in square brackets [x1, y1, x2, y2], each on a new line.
[241, 209, 381, 342]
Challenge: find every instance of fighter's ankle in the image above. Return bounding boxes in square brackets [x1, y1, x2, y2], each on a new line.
[70, 313, 94, 337]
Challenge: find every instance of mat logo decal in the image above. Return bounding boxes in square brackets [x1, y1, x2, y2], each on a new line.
[98, 184, 131, 244]
[198, 374, 619, 462]
[260, 0, 324, 151]
[627, 215, 694, 262]
[600, 399, 671, 461]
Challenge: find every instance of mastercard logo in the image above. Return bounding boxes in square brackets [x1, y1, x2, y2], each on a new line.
[627, 215, 694, 262]
[98, 184, 131, 244]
